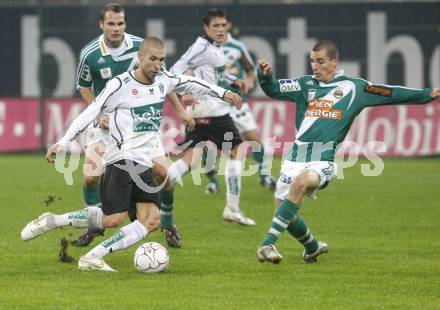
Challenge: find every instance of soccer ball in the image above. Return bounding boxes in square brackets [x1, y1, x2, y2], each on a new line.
[134, 242, 169, 273]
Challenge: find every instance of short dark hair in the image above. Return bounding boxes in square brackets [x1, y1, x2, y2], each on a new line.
[312, 40, 339, 60]
[100, 3, 125, 22]
[203, 8, 227, 26]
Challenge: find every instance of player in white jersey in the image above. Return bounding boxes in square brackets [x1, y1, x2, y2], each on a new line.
[203, 15, 276, 194]
[74, 3, 188, 247]
[74, 3, 140, 246]
[21, 37, 241, 272]
[157, 9, 255, 250]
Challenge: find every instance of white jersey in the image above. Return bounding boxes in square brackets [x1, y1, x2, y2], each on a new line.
[59, 69, 228, 167]
[170, 36, 236, 118]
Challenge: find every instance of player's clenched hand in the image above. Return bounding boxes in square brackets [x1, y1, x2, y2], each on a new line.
[46, 143, 65, 163]
[224, 91, 242, 110]
[233, 79, 250, 95]
[430, 88, 440, 98]
[257, 59, 273, 76]
[180, 111, 195, 132]
[98, 114, 109, 129]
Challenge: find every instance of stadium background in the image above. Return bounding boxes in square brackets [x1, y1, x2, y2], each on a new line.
[1, 0, 439, 156]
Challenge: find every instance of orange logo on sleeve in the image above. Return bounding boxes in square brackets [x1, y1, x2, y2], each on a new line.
[364, 85, 392, 97]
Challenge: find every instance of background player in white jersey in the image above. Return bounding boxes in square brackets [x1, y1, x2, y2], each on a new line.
[74, 3, 189, 247]
[256, 40, 440, 265]
[21, 37, 241, 272]
[203, 13, 276, 194]
[159, 8, 255, 249]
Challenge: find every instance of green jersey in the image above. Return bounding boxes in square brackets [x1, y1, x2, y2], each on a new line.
[76, 33, 142, 96]
[222, 33, 255, 101]
[258, 70, 433, 162]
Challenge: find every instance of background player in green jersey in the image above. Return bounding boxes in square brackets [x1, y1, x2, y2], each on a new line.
[203, 13, 276, 194]
[256, 40, 440, 264]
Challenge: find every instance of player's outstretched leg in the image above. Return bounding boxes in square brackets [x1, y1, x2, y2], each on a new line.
[256, 199, 300, 263]
[21, 207, 103, 241]
[79, 219, 148, 272]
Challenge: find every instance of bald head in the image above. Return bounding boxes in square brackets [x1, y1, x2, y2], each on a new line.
[140, 36, 165, 55]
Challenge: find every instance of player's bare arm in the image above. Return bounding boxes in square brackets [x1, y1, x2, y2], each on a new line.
[223, 91, 242, 110]
[167, 92, 195, 131]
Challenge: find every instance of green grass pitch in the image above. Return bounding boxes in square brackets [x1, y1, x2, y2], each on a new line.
[0, 154, 439, 309]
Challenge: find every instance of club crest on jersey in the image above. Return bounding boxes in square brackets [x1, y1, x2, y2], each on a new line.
[100, 67, 112, 79]
[308, 89, 316, 101]
[279, 79, 301, 93]
[158, 83, 164, 95]
[131, 88, 138, 96]
[333, 87, 344, 99]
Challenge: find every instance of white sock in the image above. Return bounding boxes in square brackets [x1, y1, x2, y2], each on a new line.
[225, 159, 242, 212]
[53, 207, 103, 229]
[84, 220, 148, 259]
[168, 159, 189, 184]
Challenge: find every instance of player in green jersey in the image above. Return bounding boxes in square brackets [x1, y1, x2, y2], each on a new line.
[256, 40, 440, 264]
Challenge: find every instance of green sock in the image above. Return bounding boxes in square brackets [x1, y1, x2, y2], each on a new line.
[203, 150, 218, 184]
[287, 216, 318, 254]
[83, 184, 101, 206]
[262, 199, 299, 246]
[252, 147, 266, 181]
[159, 188, 174, 228]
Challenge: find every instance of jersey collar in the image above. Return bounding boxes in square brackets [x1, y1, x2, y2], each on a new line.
[202, 35, 220, 47]
[99, 33, 134, 56]
[313, 69, 345, 84]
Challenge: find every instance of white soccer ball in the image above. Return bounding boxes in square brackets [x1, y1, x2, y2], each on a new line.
[134, 242, 169, 273]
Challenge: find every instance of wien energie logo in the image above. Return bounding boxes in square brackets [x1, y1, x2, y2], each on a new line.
[305, 99, 342, 120]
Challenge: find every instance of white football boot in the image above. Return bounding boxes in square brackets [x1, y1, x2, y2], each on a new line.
[78, 256, 116, 272]
[21, 212, 56, 241]
[303, 241, 328, 263]
[222, 206, 255, 226]
[257, 244, 283, 264]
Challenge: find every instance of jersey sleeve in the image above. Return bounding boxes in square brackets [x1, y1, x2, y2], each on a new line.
[59, 78, 122, 144]
[258, 69, 302, 102]
[76, 50, 93, 89]
[170, 40, 208, 75]
[357, 79, 433, 108]
[165, 70, 228, 100]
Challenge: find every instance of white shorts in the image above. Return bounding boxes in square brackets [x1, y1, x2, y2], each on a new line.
[85, 126, 110, 147]
[229, 102, 258, 134]
[274, 160, 337, 201]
